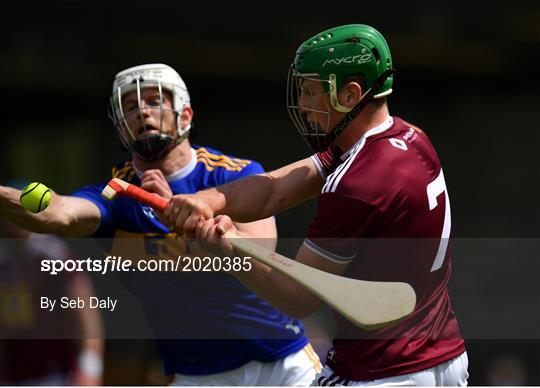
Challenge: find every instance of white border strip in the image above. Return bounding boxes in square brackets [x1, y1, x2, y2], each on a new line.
[303, 239, 355, 264]
[310, 154, 327, 180]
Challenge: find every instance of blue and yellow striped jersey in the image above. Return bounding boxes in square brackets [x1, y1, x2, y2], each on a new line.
[72, 145, 307, 375]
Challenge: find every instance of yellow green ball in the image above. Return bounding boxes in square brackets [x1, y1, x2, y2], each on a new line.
[20, 182, 51, 213]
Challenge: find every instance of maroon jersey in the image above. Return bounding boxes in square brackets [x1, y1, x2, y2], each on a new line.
[307, 116, 465, 380]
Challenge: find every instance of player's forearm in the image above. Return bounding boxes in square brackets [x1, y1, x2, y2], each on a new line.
[77, 302, 104, 372]
[69, 273, 104, 379]
[0, 187, 99, 236]
[234, 217, 277, 250]
[233, 261, 322, 318]
[216, 160, 323, 222]
[213, 174, 277, 222]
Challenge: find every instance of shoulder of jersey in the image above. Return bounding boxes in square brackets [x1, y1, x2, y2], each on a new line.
[195, 146, 253, 172]
[112, 160, 136, 182]
[321, 118, 424, 195]
[365, 117, 425, 154]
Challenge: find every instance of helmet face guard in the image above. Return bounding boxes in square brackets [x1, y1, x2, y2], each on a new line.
[287, 24, 394, 152]
[108, 64, 191, 161]
[286, 68, 334, 151]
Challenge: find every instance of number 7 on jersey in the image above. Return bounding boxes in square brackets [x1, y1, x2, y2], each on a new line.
[426, 169, 451, 272]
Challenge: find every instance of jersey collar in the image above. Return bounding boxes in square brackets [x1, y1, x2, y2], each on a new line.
[133, 147, 198, 182]
[340, 116, 394, 161]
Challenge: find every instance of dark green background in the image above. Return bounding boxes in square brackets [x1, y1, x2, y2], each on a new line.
[1, 1, 539, 385]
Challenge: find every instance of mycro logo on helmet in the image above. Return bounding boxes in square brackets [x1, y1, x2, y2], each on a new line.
[322, 53, 372, 67]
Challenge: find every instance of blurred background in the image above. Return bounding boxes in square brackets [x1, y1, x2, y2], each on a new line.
[0, 0, 539, 385]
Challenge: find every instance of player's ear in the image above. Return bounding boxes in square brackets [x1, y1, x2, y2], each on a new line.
[181, 105, 193, 129]
[338, 81, 363, 108]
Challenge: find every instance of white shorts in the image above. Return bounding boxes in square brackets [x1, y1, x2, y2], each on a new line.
[314, 352, 469, 386]
[171, 343, 322, 386]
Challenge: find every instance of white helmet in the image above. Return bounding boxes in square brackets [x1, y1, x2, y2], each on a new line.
[108, 63, 191, 160]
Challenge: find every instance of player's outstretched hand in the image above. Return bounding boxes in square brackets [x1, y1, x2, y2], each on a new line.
[165, 194, 214, 236]
[195, 215, 235, 256]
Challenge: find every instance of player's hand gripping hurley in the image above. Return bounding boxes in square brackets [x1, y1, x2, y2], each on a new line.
[101, 178, 416, 330]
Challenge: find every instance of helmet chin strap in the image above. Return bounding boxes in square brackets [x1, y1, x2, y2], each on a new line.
[327, 69, 395, 143]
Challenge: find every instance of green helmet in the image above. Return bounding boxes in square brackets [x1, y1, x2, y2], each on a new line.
[287, 24, 394, 150]
[295, 24, 393, 108]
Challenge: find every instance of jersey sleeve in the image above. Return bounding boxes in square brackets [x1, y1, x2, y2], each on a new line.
[305, 192, 382, 263]
[311, 146, 342, 179]
[71, 182, 116, 236]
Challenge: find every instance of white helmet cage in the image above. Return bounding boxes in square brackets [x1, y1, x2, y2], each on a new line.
[108, 63, 191, 160]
